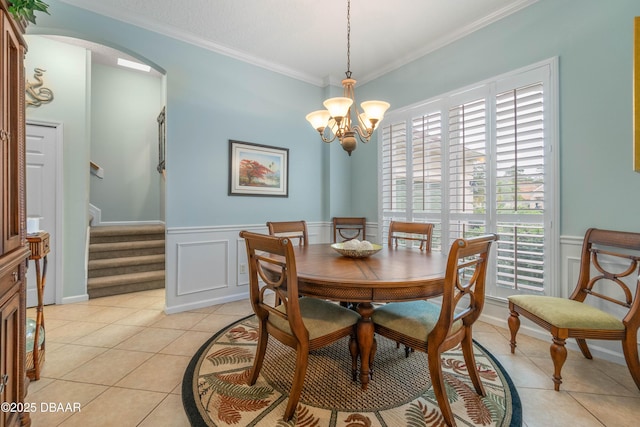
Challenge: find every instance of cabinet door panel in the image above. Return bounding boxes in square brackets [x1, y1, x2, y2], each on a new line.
[0, 291, 21, 427]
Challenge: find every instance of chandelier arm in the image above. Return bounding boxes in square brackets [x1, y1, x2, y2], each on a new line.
[319, 128, 339, 144]
[352, 125, 374, 143]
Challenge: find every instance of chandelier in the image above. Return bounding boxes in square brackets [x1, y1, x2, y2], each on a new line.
[305, 0, 390, 156]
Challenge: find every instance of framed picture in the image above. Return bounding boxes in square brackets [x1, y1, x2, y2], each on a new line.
[229, 140, 289, 197]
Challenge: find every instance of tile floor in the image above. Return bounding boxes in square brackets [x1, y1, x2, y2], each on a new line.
[24, 289, 640, 426]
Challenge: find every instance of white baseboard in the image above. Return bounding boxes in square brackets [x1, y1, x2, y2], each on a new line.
[61, 294, 89, 304]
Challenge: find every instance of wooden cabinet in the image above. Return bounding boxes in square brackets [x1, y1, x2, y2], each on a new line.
[0, 1, 30, 426]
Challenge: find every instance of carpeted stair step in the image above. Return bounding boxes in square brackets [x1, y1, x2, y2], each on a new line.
[88, 254, 165, 278]
[90, 224, 165, 244]
[87, 270, 165, 299]
[88, 239, 165, 260]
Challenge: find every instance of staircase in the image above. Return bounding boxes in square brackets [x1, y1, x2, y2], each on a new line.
[87, 224, 165, 299]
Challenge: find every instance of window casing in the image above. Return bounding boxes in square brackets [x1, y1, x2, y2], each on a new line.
[378, 59, 558, 298]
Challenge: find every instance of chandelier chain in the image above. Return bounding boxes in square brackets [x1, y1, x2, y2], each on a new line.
[346, 0, 351, 78]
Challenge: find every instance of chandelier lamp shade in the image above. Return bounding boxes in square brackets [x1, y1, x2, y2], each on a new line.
[306, 0, 390, 156]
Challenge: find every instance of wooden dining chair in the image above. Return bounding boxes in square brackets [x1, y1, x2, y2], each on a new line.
[508, 228, 640, 392]
[372, 234, 498, 427]
[333, 217, 366, 242]
[388, 221, 434, 251]
[266, 220, 309, 246]
[239, 231, 360, 421]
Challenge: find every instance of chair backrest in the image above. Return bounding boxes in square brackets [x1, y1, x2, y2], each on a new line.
[434, 234, 498, 343]
[332, 217, 366, 242]
[239, 231, 306, 340]
[266, 220, 309, 246]
[388, 221, 434, 251]
[571, 228, 640, 319]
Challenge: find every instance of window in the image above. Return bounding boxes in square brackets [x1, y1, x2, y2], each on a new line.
[379, 59, 558, 298]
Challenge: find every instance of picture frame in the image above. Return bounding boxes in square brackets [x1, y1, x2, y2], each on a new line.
[228, 140, 289, 197]
[634, 17, 640, 172]
[157, 106, 166, 174]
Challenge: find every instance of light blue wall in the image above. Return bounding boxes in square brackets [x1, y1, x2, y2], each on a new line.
[354, 0, 640, 237]
[24, 35, 89, 301]
[90, 63, 163, 222]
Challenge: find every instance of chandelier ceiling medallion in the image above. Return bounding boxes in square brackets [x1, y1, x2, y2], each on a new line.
[306, 0, 390, 156]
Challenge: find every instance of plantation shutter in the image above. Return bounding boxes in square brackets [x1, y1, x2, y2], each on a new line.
[381, 121, 409, 229]
[448, 98, 488, 246]
[494, 83, 545, 291]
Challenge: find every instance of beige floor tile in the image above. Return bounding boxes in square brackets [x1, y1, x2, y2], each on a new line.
[115, 353, 191, 393]
[115, 294, 165, 309]
[491, 352, 554, 390]
[473, 330, 513, 355]
[71, 323, 145, 348]
[570, 392, 640, 427]
[83, 293, 138, 307]
[213, 298, 254, 316]
[190, 312, 246, 332]
[62, 348, 154, 385]
[518, 388, 603, 427]
[150, 311, 209, 330]
[25, 379, 108, 426]
[39, 317, 72, 332]
[24, 377, 55, 395]
[45, 321, 107, 343]
[40, 344, 108, 378]
[114, 308, 166, 326]
[58, 387, 166, 427]
[138, 393, 191, 427]
[79, 306, 140, 323]
[529, 355, 637, 396]
[159, 330, 215, 356]
[115, 327, 185, 352]
[43, 304, 110, 321]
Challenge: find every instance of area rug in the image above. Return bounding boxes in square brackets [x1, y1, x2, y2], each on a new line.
[183, 315, 521, 426]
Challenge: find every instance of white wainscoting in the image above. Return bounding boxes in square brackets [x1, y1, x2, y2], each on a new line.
[165, 221, 380, 314]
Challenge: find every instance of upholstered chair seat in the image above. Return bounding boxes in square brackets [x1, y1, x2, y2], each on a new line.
[271, 297, 361, 339]
[372, 300, 463, 342]
[508, 295, 624, 331]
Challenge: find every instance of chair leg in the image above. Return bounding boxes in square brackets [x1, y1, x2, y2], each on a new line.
[575, 338, 593, 359]
[428, 347, 456, 427]
[461, 331, 485, 396]
[622, 332, 640, 391]
[550, 336, 568, 391]
[248, 324, 268, 385]
[508, 309, 520, 354]
[349, 332, 358, 382]
[283, 348, 309, 421]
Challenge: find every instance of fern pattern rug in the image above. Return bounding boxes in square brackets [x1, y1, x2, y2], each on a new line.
[182, 315, 521, 426]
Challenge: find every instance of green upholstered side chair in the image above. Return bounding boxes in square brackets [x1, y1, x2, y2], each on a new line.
[372, 234, 498, 427]
[239, 231, 360, 421]
[266, 220, 309, 246]
[508, 227, 640, 392]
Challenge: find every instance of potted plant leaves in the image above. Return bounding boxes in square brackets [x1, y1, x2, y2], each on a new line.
[7, 0, 49, 25]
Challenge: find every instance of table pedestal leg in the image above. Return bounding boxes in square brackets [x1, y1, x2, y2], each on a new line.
[355, 302, 375, 390]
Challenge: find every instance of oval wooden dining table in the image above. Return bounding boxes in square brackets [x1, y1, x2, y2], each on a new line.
[284, 243, 449, 390]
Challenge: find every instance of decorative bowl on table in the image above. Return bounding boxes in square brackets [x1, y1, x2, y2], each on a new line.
[331, 240, 382, 258]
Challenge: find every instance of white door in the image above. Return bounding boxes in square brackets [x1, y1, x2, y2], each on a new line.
[26, 123, 58, 306]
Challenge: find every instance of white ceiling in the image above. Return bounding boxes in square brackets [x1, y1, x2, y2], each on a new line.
[57, 0, 537, 85]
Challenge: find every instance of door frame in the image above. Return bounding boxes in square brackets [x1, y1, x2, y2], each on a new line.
[26, 119, 64, 305]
